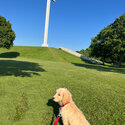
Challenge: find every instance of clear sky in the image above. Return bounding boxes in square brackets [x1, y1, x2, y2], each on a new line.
[0, 0, 125, 51]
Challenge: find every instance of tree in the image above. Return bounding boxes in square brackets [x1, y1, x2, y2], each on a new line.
[76, 49, 85, 55]
[90, 14, 125, 66]
[76, 48, 91, 57]
[0, 16, 16, 49]
[90, 27, 113, 65]
[110, 14, 125, 66]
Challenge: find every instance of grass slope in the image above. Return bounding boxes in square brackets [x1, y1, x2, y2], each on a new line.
[0, 46, 82, 63]
[0, 46, 125, 125]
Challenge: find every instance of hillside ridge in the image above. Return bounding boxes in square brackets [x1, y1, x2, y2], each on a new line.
[0, 46, 83, 63]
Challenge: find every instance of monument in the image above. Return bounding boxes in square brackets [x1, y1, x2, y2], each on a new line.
[42, 0, 55, 47]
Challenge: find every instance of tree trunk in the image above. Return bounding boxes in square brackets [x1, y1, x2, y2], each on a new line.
[102, 56, 105, 65]
[102, 61, 105, 65]
[118, 59, 121, 67]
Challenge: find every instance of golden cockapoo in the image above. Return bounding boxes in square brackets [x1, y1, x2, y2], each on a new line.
[53, 88, 90, 125]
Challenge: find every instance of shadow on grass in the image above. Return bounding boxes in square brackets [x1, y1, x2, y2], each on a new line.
[0, 60, 45, 77]
[0, 52, 20, 58]
[72, 63, 125, 74]
[47, 99, 63, 125]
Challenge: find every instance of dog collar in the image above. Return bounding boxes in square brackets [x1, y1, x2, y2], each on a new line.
[60, 102, 70, 109]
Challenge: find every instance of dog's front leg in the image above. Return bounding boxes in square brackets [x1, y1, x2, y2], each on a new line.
[62, 117, 69, 125]
[63, 120, 69, 125]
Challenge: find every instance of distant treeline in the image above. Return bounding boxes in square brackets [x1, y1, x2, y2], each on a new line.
[77, 14, 125, 67]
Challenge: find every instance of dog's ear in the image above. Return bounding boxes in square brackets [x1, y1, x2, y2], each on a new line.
[62, 89, 72, 104]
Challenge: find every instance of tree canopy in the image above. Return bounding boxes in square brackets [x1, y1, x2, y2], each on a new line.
[0, 16, 16, 49]
[90, 14, 125, 66]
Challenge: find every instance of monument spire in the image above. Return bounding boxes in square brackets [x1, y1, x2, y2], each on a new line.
[42, 0, 55, 47]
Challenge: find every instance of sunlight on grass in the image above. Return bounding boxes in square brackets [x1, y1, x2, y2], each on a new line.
[0, 47, 125, 125]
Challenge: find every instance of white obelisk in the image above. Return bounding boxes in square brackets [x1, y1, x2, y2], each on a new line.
[42, 0, 54, 47]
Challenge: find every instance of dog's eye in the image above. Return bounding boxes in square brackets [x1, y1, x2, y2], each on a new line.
[58, 94, 61, 96]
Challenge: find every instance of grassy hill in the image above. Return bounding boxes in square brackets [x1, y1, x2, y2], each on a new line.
[0, 46, 83, 63]
[0, 46, 125, 125]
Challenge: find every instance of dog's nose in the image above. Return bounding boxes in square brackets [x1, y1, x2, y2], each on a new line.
[53, 97, 55, 100]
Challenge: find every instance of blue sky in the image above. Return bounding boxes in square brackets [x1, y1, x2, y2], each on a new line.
[0, 0, 125, 51]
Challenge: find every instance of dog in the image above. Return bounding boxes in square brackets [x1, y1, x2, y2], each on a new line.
[53, 88, 90, 125]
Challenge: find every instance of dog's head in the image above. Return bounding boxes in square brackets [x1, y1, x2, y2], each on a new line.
[53, 88, 72, 105]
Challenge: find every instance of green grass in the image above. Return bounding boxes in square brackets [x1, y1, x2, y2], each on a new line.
[0, 46, 125, 125]
[0, 46, 82, 63]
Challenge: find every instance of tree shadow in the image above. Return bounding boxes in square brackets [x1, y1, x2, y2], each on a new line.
[0, 60, 45, 77]
[47, 99, 63, 125]
[72, 63, 125, 74]
[0, 52, 20, 58]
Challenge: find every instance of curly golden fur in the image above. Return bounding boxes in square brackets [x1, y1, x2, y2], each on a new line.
[53, 88, 90, 125]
